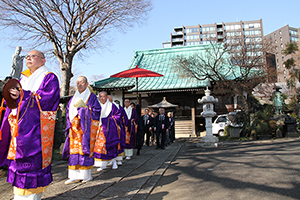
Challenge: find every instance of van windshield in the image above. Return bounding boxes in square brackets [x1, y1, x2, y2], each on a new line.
[216, 116, 227, 123]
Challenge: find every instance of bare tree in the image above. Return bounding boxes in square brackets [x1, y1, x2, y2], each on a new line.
[173, 36, 275, 116]
[90, 74, 105, 83]
[0, 0, 152, 96]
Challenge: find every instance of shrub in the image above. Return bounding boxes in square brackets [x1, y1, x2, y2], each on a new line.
[268, 120, 277, 137]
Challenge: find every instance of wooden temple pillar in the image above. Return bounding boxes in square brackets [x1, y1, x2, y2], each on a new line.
[191, 91, 197, 136]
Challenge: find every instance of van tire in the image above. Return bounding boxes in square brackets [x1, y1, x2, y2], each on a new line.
[218, 130, 225, 137]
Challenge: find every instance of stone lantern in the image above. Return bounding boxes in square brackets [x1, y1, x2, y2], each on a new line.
[197, 87, 219, 147]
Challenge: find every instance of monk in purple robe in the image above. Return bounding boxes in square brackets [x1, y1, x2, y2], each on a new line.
[107, 96, 128, 166]
[94, 91, 121, 171]
[62, 76, 100, 184]
[0, 50, 60, 200]
[123, 99, 139, 160]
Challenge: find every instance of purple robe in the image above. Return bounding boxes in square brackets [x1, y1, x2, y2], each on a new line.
[0, 73, 60, 189]
[125, 108, 139, 149]
[116, 105, 128, 154]
[62, 93, 100, 167]
[93, 103, 121, 160]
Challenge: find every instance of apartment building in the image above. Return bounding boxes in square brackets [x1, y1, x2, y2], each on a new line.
[163, 19, 263, 48]
[163, 19, 266, 76]
[264, 25, 300, 83]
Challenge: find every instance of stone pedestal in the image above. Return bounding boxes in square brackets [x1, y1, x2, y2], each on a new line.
[197, 88, 219, 148]
[197, 134, 219, 148]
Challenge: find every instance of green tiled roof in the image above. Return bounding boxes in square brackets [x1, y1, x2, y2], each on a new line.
[92, 44, 233, 93]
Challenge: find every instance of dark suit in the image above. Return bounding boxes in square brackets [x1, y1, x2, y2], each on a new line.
[168, 116, 175, 142]
[142, 114, 153, 146]
[154, 114, 169, 149]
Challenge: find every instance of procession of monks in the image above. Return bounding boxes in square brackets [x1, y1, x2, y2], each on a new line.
[0, 50, 154, 200]
[62, 76, 140, 185]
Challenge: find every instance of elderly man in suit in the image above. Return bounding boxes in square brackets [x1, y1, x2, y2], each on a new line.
[153, 108, 169, 150]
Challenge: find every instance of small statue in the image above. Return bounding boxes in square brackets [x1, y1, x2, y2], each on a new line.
[273, 86, 283, 115]
[10, 46, 25, 80]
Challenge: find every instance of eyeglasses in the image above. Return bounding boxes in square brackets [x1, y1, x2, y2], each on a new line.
[25, 54, 44, 59]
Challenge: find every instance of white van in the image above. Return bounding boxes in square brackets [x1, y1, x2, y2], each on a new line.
[212, 114, 229, 136]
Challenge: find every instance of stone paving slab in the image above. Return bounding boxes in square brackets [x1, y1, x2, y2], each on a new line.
[0, 140, 182, 200]
[148, 138, 300, 200]
[2, 138, 300, 200]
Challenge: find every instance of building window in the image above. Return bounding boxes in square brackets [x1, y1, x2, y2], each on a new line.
[202, 33, 216, 38]
[185, 34, 200, 40]
[224, 24, 241, 30]
[279, 30, 282, 35]
[274, 33, 276, 37]
[244, 37, 262, 43]
[244, 30, 261, 36]
[280, 37, 282, 41]
[282, 56, 284, 61]
[184, 28, 199, 34]
[275, 40, 277, 43]
[243, 23, 260, 29]
[202, 26, 215, 32]
[289, 29, 298, 35]
[226, 38, 241, 44]
[226, 31, 241, 37]
[281, 44, 283, 48]
[185, 41, 200, 46]
[290, 36, 299, 42]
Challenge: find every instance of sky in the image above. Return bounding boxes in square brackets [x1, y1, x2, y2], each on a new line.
[0, 0, 299, 85]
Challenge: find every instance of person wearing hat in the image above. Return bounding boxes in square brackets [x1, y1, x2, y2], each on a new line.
[0, 50, 60, 200]
[62, 76, 101, 184]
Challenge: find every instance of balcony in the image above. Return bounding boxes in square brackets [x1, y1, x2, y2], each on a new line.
[172, 31, 183, 36]
[217, 28, 223, 32]
[174, 27, 183, 30]
[172, 38, 184, 42]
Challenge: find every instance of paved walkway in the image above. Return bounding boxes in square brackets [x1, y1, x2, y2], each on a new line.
[1, 137, 300, 200]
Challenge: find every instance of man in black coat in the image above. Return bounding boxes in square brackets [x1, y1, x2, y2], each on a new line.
[135, 104, 143, 155]
[142, 109, 153, 146]
[168, 112, 175, 143]
[154, 108, 169, 150]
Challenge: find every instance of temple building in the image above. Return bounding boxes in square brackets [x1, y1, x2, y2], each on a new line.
[92, 44, 245, 136]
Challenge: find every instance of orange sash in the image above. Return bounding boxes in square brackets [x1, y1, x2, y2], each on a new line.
[0, 98, 6, 140]
[94, 125, 107, 154]
[134, 121, 138, 133]
[7, 114, 17, 160]
[112, 116, 121, 151]
[69, 115, 84, 156]
[89, 106, 99, 158]
[35, 94, 57, 169]
[6, 89, 24, 160]
[124, 117, 130, 144]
